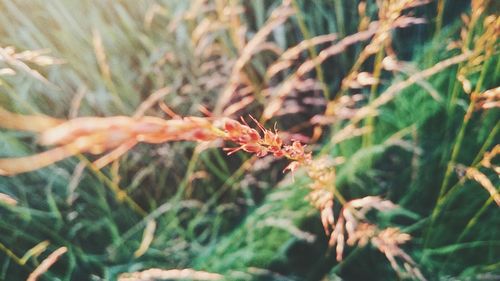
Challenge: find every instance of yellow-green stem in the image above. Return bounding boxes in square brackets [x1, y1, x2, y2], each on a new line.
[440, 196, 496, 271]
[439, 52, 492, 199]
[291, 0, 330, 100]
[425, 52, 492, 248]
[456, 197, 494, 244]
[445, 6, 479, 117]
[362, 48, 385, 148]
[332, 0, 345, 37]
[423, 122, 498, 250]
[435, 0, 446, 35]
[438, 101, 474, 197]
[79, 155, 147, 216]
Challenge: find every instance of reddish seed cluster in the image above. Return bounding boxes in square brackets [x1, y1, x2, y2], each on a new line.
[0, 108, 312, 175]
[223, 118, 268, 156]
[222, 116, 312, 173]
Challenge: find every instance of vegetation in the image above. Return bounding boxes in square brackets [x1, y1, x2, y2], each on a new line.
[0, 0, 498, 280]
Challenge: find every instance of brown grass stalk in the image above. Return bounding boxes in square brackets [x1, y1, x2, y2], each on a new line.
[214, 2, 295, 114]
[0, 192, 17, 206]
[118, 268, 223, 281]
[346, 52, 471, 126]
[0, 109, 311, 176]
[0, 106, 63, 132]
[27, 247, 68, 281]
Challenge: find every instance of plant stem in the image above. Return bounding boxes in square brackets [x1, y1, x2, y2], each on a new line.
[456, 197, 494, 244]
[291, 0, 330, 100]
[79, 155, 147, 216]
[471, 116, 499, 167]
[439, 101, 473, 197]
[438, 51, 492, 199]
[425, 51, 493, 248]
[332, 0, 345, 37]
[440, 196, 496, 272]
[362, 48, 384, 148]
[435, 0, 446, 35]
[423, 121, 498, 251]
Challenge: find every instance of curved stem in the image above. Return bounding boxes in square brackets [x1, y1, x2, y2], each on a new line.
[435, 0, 446, 35]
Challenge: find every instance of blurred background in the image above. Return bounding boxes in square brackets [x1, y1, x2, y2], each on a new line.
[0, 0, 498, 280]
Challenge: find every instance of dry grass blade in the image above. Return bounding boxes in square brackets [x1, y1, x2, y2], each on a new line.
[347, 53, 471, 124]
[464, 167, 500, 206]
[118, 268, 223, 281]
[92, 28, 112, 84]
[69, 87, 87, 119]
[20, 241, 50, 265]
[134, 220, 157, 258]
[258, 218, 316, 242]
[370, 53, 471, 110]
[67, 161, 86, 205]
[266, 33, 338, 79]
[263, 14, 426, 121]
[0, 114, 222, 175]
[215, 2, 295, 114]
[474, 86, 500, 110]
[26, 246, 68, 281]
[92, 140, 138, 169]
[455, 145, 500, 206]
[0, 67, 15, 76]
[0, 107, 63, 132]
[297, 23, 379, 77]
[330, 125, 372, 144]
[222, 94, 255, 116]
[0, 145, 85, 176]
[0, 46, 60, 86]
[262, 24, 379, 121]
[133, 87, 172, 118]
[0, 192, 17, 206]
[481, 145, 499, 173]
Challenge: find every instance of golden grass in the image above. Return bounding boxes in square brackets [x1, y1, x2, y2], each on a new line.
[0, 192, 17, 206]
[27, 247, 68, 281]
[0, 107, 313, 176]
[1, 0, 498, 279]
[118, 268, 223, 281]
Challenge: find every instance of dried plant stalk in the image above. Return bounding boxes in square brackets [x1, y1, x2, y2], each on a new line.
[465, 167, 500, 206]
[0, 109, 310, 175]
[0, 193, 17, 206]
[26, 247, 68, 281]
[215, 1, 295, 114]
[134, 220, 157, 258]
[0, 107, 63, 132]
[321, 195, 426, 280]
[118, 268, 223, 281]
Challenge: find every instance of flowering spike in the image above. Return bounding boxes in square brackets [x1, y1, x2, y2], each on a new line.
[223, 147, 243, 155]
[0, 107, 310, 176]
[239, 116, 250, 127]
[249, 115, 266, 132]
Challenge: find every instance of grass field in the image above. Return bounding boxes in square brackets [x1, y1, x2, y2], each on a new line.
[0, 0, 499, 280]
